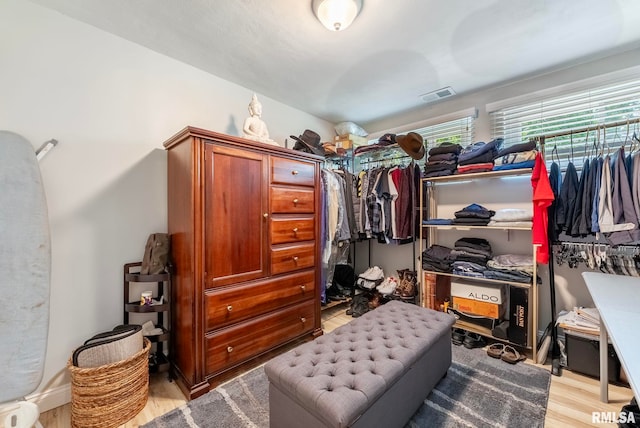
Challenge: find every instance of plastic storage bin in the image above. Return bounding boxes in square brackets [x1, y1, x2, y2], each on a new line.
[565, 332, 620, 382]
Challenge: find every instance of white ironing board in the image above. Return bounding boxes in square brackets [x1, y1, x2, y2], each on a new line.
[0, 131, 51, 427]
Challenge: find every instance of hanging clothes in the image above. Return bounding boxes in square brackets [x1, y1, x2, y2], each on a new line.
[334, 168, 359, 242]
[608, 147, 640, 245]
[598, 153, 634, 235]
[569, 158, 589, 237]
[548, 161, 562, 242]
[632, 151, 640, 224]
[321, 169, 351, 294]
[353, 162, 418, 243]
[557, 162, 579, 234]
[531, 152, 554, 264]
[590, 155, 603, 233]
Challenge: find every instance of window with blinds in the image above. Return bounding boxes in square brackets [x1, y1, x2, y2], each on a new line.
[490, 78, 640, 169]
[413, 115, 476, 152]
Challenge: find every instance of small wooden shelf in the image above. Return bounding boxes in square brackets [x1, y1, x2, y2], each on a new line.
[125, 302, 170, 313]
[421, 224, 532, 231]
[143, 325, 170, 343]
[421, 168, 533, 183]
[452, 319, 532, 350]
[124, 272, 170, 282]
[421, 270, 533, 288]
[322, 298, 351, 311]
[149, 351, 170, 373]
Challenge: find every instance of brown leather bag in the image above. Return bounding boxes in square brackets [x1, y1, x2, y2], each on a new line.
[140, 233, 170, 274]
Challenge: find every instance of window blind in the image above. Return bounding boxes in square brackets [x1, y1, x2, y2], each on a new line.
[413, 115, 475, 152]
[490, 78, 640, 169]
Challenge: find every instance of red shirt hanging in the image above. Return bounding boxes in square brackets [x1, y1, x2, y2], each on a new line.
[531, 152, 554, 264]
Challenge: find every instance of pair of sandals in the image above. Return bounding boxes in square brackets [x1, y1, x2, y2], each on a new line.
[487, 343, 526, 364]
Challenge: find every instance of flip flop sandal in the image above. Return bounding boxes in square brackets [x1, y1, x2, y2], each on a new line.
[500, 345, 526, 364]
[486, 343, 506, 359]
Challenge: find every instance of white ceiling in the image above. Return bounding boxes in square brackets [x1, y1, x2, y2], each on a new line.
[30, 0, 640, 126]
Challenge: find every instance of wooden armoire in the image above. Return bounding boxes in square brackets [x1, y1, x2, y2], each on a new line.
[164, 127, 323, 399]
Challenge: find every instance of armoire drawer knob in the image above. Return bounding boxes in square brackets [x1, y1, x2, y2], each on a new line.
[300, 284, 306, 291]
[227, 305, 233, 312]
[300, 317, 306, 323]
[293, 198, 299, 205]
[293, 227, 299, 234]
[263, 213, 269, 218]
[291, 170, 299, 175]
[227, 346, 233, 353]
[292, 256, 299, 262]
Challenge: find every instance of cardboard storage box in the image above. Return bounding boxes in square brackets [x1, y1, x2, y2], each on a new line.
[507, 285, 528, 346]
[447, 307, 497, 331]
[565, 331, 620, 382]
[451, 279, 506, 304]
[334, 134, 368, 149]
[452, 296, 504, 319]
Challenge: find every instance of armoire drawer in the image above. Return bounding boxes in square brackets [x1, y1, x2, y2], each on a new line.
[271, 157, 315, 187]
[204, 270, 315, 331]
[205, 300, 315, 376]
[271, 217, 315, 244]
[271, 242, 315, 275]
[271, 186, 315, 213]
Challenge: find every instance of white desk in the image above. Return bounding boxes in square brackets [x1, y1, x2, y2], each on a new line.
[582, 272, 640, 403]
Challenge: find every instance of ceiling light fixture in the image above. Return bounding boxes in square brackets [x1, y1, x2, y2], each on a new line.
[312, 0, 362, 32]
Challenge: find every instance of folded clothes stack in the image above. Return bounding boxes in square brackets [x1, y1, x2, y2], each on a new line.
[451, 237, 493, 277]
[456, 138, 503, 174]
[487, 208, 533, 228]
[485, 254, 535, 283]
[451, 237, 492, 262]
[423, 142, 461, 178]
[492, 140, 537, 171]
[421, 244, 454, 272]
[452, 203, 495, 226]
[353, 133, 396, 156]
[451, 260, 486, 278]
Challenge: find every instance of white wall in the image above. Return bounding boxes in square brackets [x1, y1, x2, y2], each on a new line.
[0, 0, 334, 410]
[359, 48, 640, 334]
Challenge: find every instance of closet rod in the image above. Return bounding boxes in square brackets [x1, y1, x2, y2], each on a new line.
[357, 155, 412, 166]
[533, 117, 640, 141]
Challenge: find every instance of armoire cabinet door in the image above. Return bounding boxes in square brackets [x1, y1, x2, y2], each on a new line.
[204, 144, 268, 288]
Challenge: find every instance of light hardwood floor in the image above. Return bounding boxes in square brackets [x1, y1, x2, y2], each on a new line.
[41, 303, 633, 427]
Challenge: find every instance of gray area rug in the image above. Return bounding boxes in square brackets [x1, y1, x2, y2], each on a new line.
[143, 345, 550, 428]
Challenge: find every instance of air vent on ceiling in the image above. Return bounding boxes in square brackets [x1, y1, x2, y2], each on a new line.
[420, 86, 456, 104]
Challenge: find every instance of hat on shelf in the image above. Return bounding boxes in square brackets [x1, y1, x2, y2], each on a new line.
[396, 132, 425, 160]
[290, 129, 324, 156]
[378, 133, 397, 146]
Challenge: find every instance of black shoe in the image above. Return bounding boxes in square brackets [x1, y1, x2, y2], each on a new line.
[463, 333, 486, 349]
[451, 328, 466, 346]
[618, 402, 640, 427]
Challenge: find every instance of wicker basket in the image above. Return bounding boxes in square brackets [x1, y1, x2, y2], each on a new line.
[68, 337, 151, 428]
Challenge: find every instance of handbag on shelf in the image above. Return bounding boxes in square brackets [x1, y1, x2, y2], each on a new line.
[140, 233, 170, 275]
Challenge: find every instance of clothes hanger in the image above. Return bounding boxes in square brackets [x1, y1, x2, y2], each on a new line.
[601, 125, 611, 157]
[582, 128, 590, 165]
[568, 130, 574, 164]
[551, 144, 561, 169]
[632, 120, 640, 152]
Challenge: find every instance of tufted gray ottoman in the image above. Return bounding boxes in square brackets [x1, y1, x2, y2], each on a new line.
[264, 300, 455, 428]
